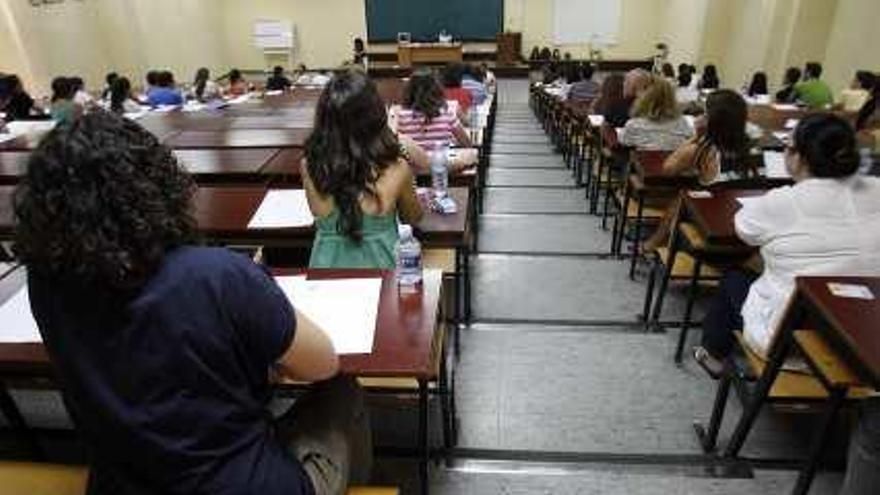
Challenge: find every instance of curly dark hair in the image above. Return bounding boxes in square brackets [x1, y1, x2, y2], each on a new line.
[403, 68, 446, 123]
[304, 69, 400, 242]
[14, 111, 197, 289]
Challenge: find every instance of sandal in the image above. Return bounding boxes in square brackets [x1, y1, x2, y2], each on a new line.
[693, 346, 726, 380]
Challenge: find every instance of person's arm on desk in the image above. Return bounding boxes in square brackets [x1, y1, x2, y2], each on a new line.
[452, 119, 472, 148]
[276, 310, 339, 382]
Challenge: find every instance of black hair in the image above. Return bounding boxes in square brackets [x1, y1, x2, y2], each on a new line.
[747, 72, 768, 96]
[69, 77, 85, 92]
[700, 64, 719, 90]
[678, 71, 692, 88]
[51, 77, 76, 103]
[442, 63, 465, 88]
[565, 64, 582, 84]
[696, 90, 749, 175]
[403, 69, 446, 122]
[530, 47, 540, 60]
[157, 71, 175, 88]
[110, 77, 132, 113]
[804, 62, 823, 79]
[855, 71, 876, 91]
[677, 63, 690, 76]
[783, 67, 802, 85]
[539, 47, 552, 60]
[13, 111, 196, 289]
[552, 49, 561, 61]
[273, 66, 284, 76]
[105, 72, 118, 87]
[229, 69, 243, 84]
[661, 63, 675, 79]
[193, 67, 210, 100]
[304, 70, 400, 242]
[146, 70, 160, 87]
[354, 38, 365, 51]
[792, 114, 859, 178]
[582, 63, 595, 81]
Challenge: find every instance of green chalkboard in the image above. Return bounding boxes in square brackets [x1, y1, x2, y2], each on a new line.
[365, 0, 503, 42]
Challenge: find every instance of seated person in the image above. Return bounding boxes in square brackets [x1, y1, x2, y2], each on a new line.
[774, 67, 802, 104]
[480, 62, 497, 95]
[567, 63, 600, 102]
[266, 66, 292, 92]
[15, 111, 372, 495]
[49, 77, 82, 125]
[303, 70, 423, 269]
[192, 67, 221, 102]
[643, 90, 751, 252]
[592, 73, 630, 128]
[394, 69, 471, 152]
[109, 77, 143, 114]
[461, 65, 488, 105]
[0, 74, 39, 121]
[620, 77, 694, 151]
[71, 77, 95, 108]
[675, 71, 699, 105]
[146, 71, 184, 107]
[353, 37, 367, 65]
[793, 62, 833, 109]
[693, 114, 880, 375]
[745, 71, 768, 99]
[698, 64, 720, 91]
[101, 72, 118, 101]
[623, 68, 652, 109]
[839, 70, 876, 113]
[441, 63, 473, 119]
[227, 68, 248, 96]
[856, 82, 879, 151]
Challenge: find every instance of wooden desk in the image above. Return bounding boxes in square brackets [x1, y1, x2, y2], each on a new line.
[0, 152, 30, 185]
[682, 189, 767, 246]
[164, 129, 310, 149]
[722, 276, 880, 495]
[397, 43, 463, 68]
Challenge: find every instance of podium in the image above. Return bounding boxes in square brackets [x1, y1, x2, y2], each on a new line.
[397, 43, 463, 68]
[496, 32, 522, 66]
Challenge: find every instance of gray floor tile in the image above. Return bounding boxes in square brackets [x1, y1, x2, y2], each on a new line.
[487, 168, 573, 187]
[484, 187, 588, 214]
[492, 134, 550, 144]
[492, 143, 557, 155]
[490, 154, 565, 168]
[479, 214, 610, 254]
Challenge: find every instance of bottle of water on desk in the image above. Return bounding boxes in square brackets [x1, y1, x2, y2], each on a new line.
[396, 224, 422, 290]
[430, 142, 449, 199]
[469, 103, 481, 143]
[859, 147, 873, 175]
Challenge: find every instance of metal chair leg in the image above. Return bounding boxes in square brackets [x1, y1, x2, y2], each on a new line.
[694, 366, 734, 453]
[675, 260, 703, 364]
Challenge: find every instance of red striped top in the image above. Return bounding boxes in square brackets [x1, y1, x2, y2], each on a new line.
[396, 105, 458, 150]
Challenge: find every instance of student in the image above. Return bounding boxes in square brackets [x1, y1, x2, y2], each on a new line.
[694, 114, 880, 375]
[775, 66, 801, 103]
[227, 68, 248, 96]
[592, 73, 629, 128]
[529, 46, 541, 61]
[698, 64, 720, 91]
[71, 77, 94, 108]
[643, 90, 750, 252]
[0, 74, 38, 121]
[145, 70, 160, 93]
[675, 71, 699, 104]
[49, 77, 81, 125]
[101, 72, 118, 101]
[623, 68, 652, 108]
[461, 65, 488, 105]
[353, 37, 367, 65]
[661, 63, 676, 82]
[793, 62, 833, 108]
[192, 67, 221, 102]
[856, 81, 879, 132]
[266, 66, 292, 92]
[839, 70, 876, 113]
[146, 71, 183, 107]
[539, 47, 552, 61]
[14, 111, 371, 495]
[552, 49, 561, 61]
[745, 71, 768, 98]
[441, 63, 472, 118]
[109, 77, 142, 114]
[567, 63, 600, 102]
[395, 69, 471, 151]
[620, 77, 693, 151]
[479, 62, 497, 95]
[303, 70, 423, 269]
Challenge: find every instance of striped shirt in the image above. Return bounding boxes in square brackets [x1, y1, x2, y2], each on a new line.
[396, 105, 458, 150]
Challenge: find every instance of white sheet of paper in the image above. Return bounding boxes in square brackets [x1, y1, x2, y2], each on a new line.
[248, 190, 314, 229]
[772, 104, 799, 111]
[615, 127, 624, 141]
[827, 283, 875, 300]
[228, 94, 251, 105]
[688, 190, 712, 199]
[736, 196, 761, 208]
[588, 114, 605, 127]
[0, 287, 41, 343]
[763, 151, 790, 178]
[784, 118, 799, 130]
[0, 133, 17, 144]
[265, 90, 283, 96]
[275, 276, 381, 354]
[755, 94, 771, 105]
[123, 110, 148, 120]
[5, 120, 55, 136]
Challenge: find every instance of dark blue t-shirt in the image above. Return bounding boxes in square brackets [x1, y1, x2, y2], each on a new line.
[28, 247, 313, 495]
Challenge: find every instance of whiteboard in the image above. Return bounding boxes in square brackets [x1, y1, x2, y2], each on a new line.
[254, 20, 294, 49]
[554, 0, 621, 45]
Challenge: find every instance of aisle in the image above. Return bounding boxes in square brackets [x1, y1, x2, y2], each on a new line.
[427, 79, 845, 494]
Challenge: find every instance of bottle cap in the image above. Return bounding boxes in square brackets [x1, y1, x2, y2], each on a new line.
[398, 224, 413, 239]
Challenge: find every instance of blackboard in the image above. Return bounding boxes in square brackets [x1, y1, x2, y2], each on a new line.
[365, 0, 503, 42]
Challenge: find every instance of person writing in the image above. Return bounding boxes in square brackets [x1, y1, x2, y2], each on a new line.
[15, 111, 372, 495]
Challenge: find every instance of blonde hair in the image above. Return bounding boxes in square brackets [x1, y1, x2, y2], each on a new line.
[631, 76, 680, 121]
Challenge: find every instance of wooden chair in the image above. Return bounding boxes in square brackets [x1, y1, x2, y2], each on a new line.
[0, 462, 399, 495]
[694, 331, 874, 454]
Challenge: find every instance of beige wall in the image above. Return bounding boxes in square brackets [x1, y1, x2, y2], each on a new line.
[0, 0, 876, 100]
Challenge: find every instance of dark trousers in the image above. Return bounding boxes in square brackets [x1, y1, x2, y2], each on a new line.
[841, 398, 880, 495]
[701, 270, 757, 358]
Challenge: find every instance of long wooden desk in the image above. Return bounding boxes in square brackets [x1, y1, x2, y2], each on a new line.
[397, 43, 463, 68]
[682, 189, 767, 246]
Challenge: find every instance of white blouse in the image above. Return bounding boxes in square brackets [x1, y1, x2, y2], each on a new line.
[735, 177, 880, 356]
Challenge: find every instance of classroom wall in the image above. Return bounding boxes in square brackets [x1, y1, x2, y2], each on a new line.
[822, 0, 880, 96]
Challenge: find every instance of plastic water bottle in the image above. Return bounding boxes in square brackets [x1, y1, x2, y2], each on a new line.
[430, 142, 449, 199]
[469, 102, 481, 142]
[859, 147, 873, 175]
[396, 224, 422, 289]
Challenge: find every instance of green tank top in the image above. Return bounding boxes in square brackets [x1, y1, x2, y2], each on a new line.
[309, 207, 399, 269]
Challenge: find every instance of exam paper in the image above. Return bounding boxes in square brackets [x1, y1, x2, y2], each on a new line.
[762, 151, 790, 178]
[5, 120, 55, 136]
[784, 119, 799, 130]
[736, 196, 761, 208]
[275, 276, 381, 354]
[827, 283, 875, 300]
[588, 115, 605, 127]
[248, 190, 314, 229]
[772, 104, 799, 111]
[0, 287, 41, 343]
